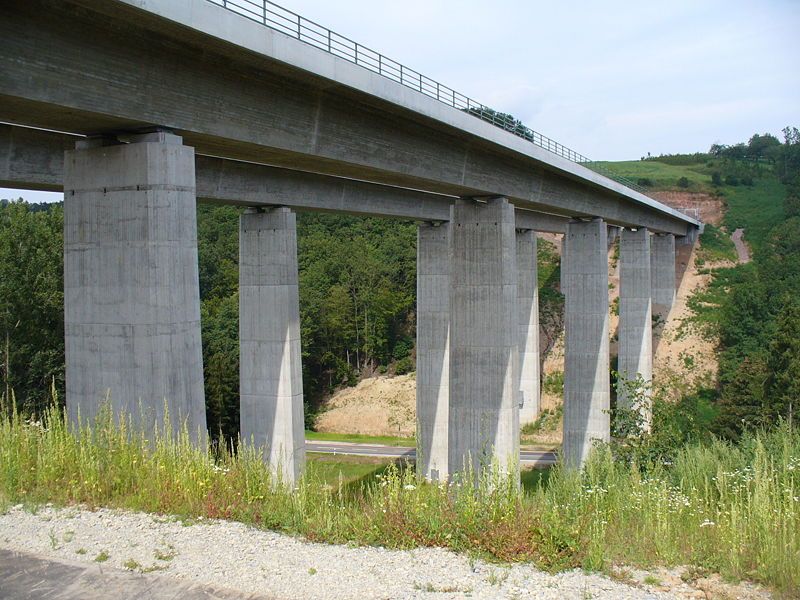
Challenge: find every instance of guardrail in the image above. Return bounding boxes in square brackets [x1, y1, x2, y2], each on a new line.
[207, 0, 650, 194]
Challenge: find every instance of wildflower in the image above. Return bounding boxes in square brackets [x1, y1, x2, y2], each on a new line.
[403, 484, 416, 490]
[699, 519, 715, 527]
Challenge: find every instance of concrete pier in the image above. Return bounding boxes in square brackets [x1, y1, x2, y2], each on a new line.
[560, 232, 568, 292]
[239, 207, 305, 485]
[448, 197, 519, 479]
[651, 233, 676, 317]
[516, 229, 540, 426]
[416, 223, 450, 481]
[63, 132, 206, 441]
[618, 228, 653, 428]
[563, 219, 610, 468]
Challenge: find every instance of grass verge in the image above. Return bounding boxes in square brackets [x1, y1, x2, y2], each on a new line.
[1, 406, 798, 595]
[305, 431, 415, 447]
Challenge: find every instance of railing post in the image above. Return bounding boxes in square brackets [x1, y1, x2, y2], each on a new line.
[355, 43, 359, 64]
[378, 54, 382, 74]
[327, 29, 331, 52]
[296, 14, 301, 38]
[400, 64, 403, 85]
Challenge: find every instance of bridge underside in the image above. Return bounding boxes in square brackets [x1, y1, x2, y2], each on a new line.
[0, 124, 568, 232]
[1, 0, 695, 483]
[4, 129, 683, 483]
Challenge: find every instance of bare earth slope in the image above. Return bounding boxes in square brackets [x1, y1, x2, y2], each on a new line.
[314, 374, 416, 437]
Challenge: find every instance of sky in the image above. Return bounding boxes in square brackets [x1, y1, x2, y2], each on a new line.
[4, 0, 799, 204]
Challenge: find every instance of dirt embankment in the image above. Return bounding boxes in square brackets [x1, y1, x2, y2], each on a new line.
[315, 192, 727, 438]
[314, 374, 416, 437]
[650, 191, 725, 226]
[652, 242, 719, 390]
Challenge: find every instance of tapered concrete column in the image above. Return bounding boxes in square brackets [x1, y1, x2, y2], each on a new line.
[560, 233, 568, 292]
[240, 207, 305, 485]
[517, 229, 540, 426]
[651, 233, 676, 317]
[449, 197, 519, 479]
[563, 219, 610, 468]
[63, 133, 206, 442]
[618, 228, 653, 428]
[416, 223, 450, 481]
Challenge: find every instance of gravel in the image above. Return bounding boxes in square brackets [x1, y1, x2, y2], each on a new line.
[0, 505, 698, 599]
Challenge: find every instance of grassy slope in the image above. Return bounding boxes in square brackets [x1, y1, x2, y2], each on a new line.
[305, 430, 415, 447]
[307, 454, 394, 486]
[719, 176, 785, 252]
[594, 159, 715, 191]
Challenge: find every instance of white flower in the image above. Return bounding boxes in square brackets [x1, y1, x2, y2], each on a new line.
[403, 484, 416, 490]
[699, 519, 715, 528]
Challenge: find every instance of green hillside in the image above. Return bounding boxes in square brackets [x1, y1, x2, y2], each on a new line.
[594, 158, 716, 192]
[598, 132, 800, 445]
[596, 157, 786, 252]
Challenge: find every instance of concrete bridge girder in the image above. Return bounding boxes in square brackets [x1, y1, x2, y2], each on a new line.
[0, 124, 569, 233]
[0, 0, 697, 236]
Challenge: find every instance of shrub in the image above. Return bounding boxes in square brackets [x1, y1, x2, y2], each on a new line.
[711, 172, 722, 186]
[677, 176, 690, 188]
[542, 370, 564, 395]
[741, 175, 754, 186]
[636, 177, 653, 187]
[521, 404, 562, 435]
[725, 175, 739, 186]
[610, 296, 619, 316]
[393, 356, 414, 375]
[392, 338, 413, 361]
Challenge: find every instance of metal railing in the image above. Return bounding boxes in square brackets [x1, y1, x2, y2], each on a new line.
[207, 0, 650, 194]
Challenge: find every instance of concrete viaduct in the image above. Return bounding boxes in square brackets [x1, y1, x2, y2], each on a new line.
[0, 0, 700, 484]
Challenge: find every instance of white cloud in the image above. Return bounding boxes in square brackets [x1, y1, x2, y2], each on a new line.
[285, 0, 799, 159]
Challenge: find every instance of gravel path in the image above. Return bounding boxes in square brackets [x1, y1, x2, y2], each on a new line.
[732, 228, 751, 263]
[0, 505, 687, 599]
